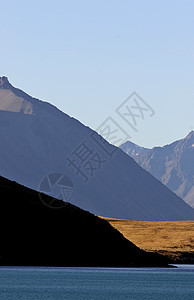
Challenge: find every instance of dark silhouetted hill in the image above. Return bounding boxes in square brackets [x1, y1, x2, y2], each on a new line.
[0, 175, 169, 267]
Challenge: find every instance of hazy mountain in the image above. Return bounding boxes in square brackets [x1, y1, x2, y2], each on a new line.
[0, 76, 194, 220]
[0, 175, 169, 267]
[120, 140, 149, 158]
[121, 132, 194, 207]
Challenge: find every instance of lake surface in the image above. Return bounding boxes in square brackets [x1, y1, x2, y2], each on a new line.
[0, 265, 194, 300]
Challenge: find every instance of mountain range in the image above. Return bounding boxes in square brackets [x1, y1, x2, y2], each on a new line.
[0, 76, 194, 220]
[120, 132, 194, 208]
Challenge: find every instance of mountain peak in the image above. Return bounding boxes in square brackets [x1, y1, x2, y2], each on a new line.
[0, 77, 34, 114]
[0, 76, 12, 89]
[186, 130, 194, 138]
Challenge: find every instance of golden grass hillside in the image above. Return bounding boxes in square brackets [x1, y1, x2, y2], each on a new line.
[101, 218, 194, 262]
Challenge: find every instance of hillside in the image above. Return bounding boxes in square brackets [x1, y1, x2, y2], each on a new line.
[103, 217, 194, 263]
[0, 76, 194, 221]
[0, 175, 169, 267]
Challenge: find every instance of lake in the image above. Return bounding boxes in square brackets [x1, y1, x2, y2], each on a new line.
[0, 265, 194, 299]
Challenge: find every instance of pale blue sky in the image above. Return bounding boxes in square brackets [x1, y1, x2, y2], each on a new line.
[1, 0, 194, 148]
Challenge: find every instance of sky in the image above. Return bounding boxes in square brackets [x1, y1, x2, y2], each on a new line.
[1, 0, 194, 148]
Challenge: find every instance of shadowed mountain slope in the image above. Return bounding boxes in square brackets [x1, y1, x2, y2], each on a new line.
[0, 175, 169, 267]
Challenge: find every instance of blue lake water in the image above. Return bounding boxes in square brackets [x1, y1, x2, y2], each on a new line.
[0, 265, 194, 300]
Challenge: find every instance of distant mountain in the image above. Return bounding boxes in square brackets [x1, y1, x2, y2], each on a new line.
[0, 175, 169, 267]
[120, 132, 194, 207]
[120, 140, 149, 157]
[0, 76, 194, 220]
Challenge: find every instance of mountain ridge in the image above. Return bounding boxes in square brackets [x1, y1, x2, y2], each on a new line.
[120, 132, 194, 207]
